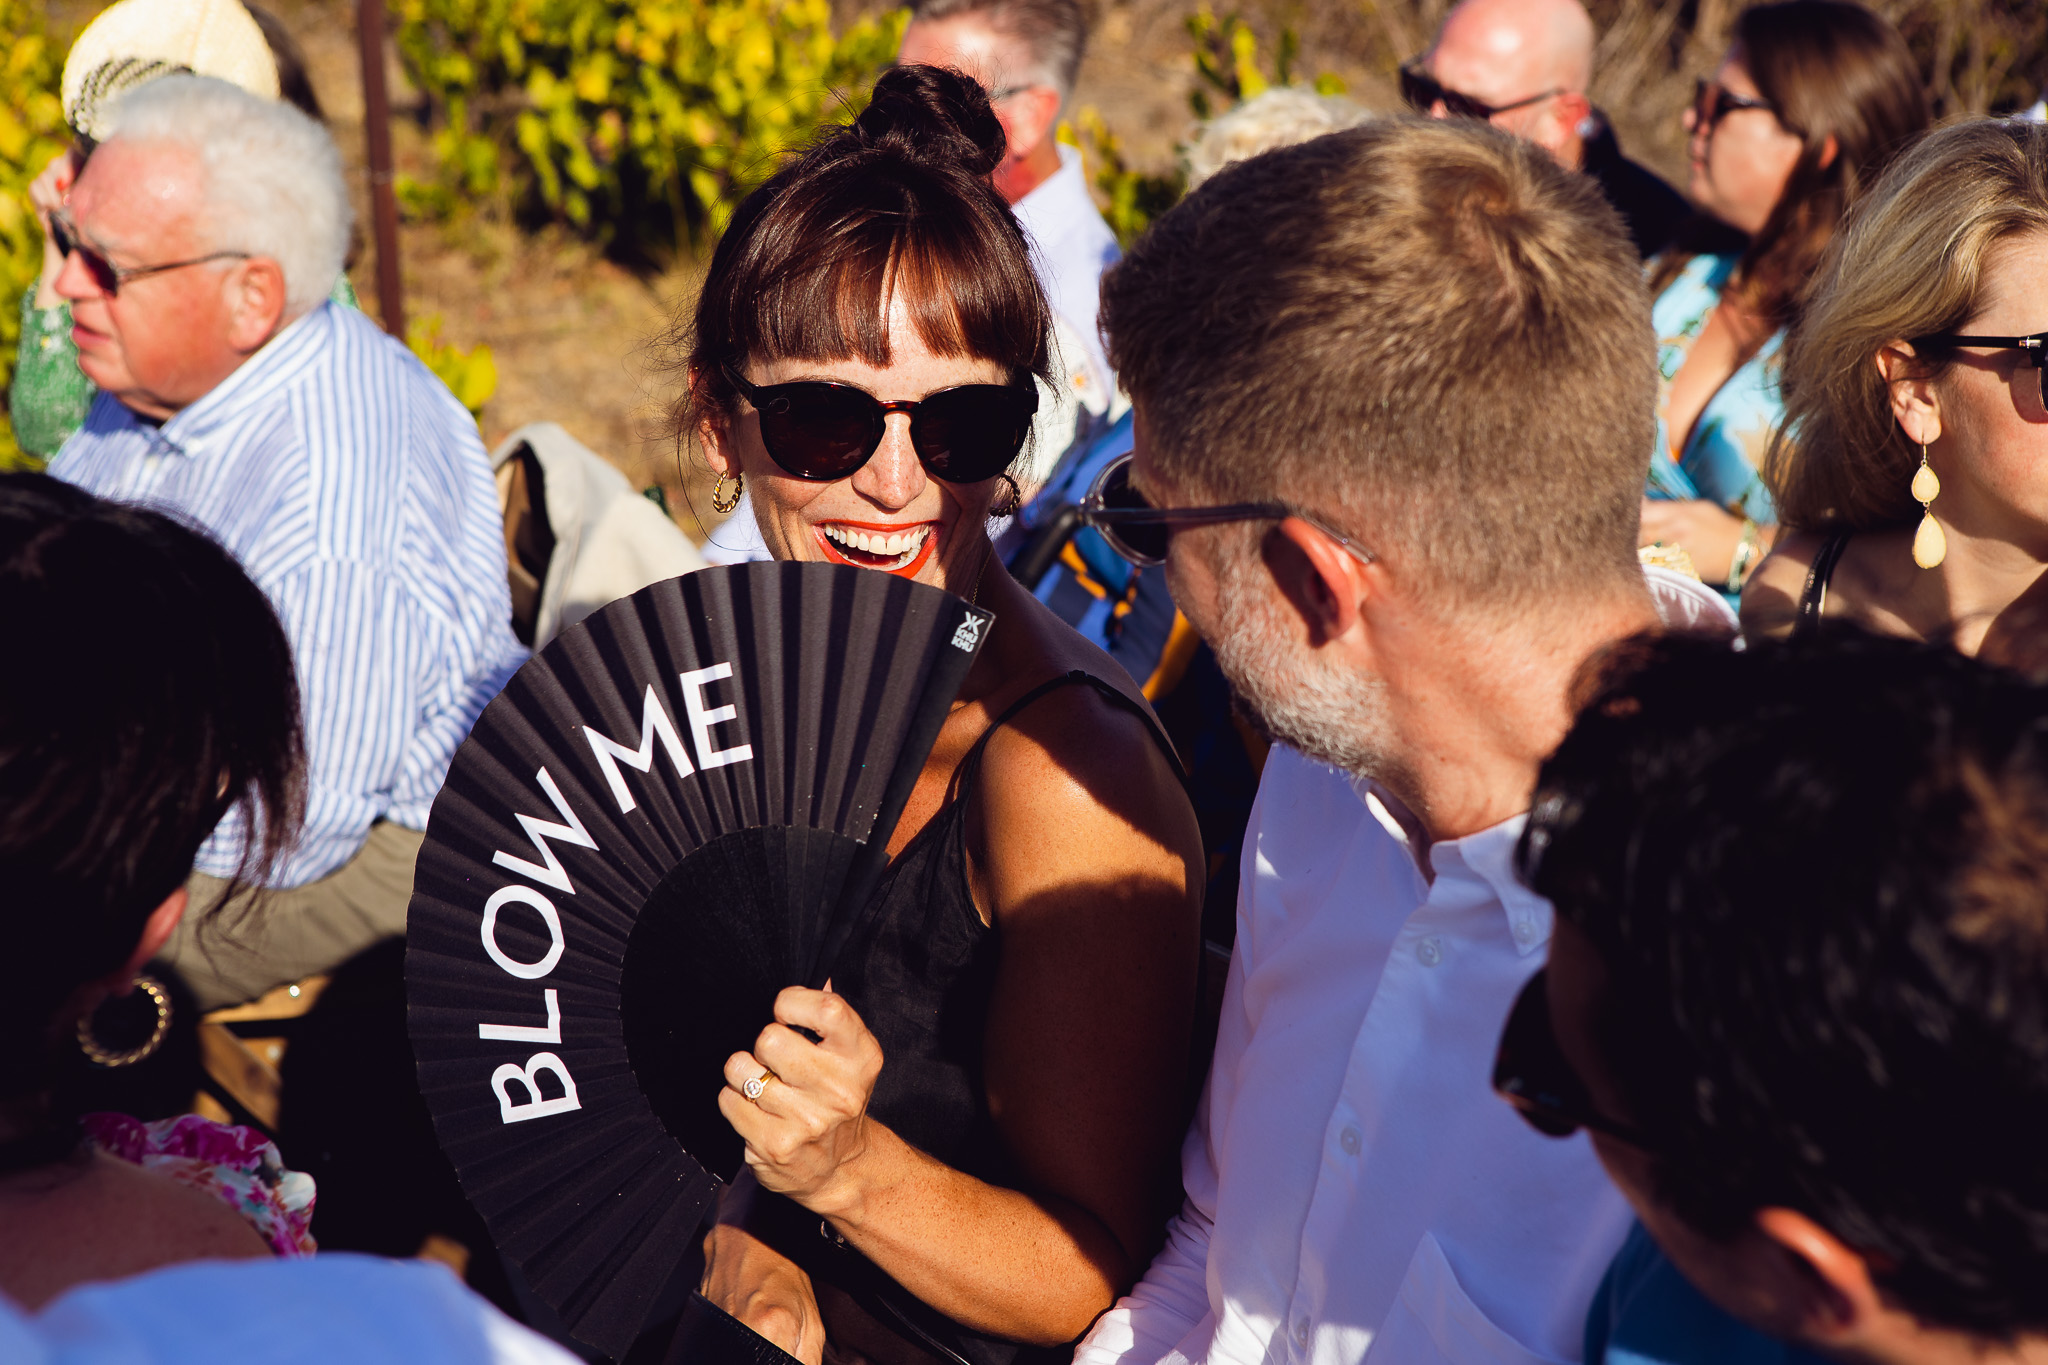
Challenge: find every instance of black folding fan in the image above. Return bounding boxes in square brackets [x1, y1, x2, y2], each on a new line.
[405, 562, 995, 1359]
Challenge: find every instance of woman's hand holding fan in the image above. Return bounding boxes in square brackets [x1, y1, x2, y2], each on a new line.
[718, 984, 885, 1218]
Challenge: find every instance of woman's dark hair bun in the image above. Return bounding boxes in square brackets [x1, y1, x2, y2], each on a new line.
[853, 64, 1007, 181]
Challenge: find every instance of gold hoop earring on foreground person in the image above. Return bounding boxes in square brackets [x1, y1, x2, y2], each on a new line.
[1911, 442, 1944, 569]
[711, 472, 743, 515]
[75, 974, 172, 1067]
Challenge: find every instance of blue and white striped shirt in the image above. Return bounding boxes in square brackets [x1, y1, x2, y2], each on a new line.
[51, 302, 525, 886]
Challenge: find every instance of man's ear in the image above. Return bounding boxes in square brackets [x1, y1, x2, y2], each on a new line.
[225, 258, 289, 352]
[1269, 516, 1373, 649]
[1556, 91, 1594, 135]
[1752, 1206, 1880, 1346]
[1875, 342, 1943, 448]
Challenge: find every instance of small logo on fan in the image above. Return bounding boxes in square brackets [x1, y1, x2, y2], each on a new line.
[951, 613, 986, 652]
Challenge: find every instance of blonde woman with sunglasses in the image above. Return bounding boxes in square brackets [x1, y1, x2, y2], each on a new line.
[1743, 118, 2048, 673]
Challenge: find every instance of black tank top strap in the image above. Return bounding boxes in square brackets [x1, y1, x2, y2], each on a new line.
[957, 668, 1184, 789]
[1794, 532, 1853, 639]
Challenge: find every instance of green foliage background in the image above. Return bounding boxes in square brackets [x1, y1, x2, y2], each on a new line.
[394, 0, 906, 252]
[0, 0, 70, 470]
[1075, 6, 1344, 248]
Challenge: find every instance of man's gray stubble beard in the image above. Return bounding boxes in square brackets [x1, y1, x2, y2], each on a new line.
[1204, 551, 1401, 782]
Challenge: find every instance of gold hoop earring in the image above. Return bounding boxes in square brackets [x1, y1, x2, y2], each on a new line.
[711, 471, 743, 515]
[77, 974, 172, 1068]
[1911, 441, 1945, 569]
[990, 473, 1022, 519]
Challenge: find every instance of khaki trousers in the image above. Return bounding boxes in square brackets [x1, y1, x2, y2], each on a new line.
[166, 821, 427, 1011]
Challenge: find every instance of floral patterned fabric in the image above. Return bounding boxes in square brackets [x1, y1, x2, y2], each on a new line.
[1646, 252, 1784, 525]
[11, 288, 97, 462]
[82, 1112, 317, 1258]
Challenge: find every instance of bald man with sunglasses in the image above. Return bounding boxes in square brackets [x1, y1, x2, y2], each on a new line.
[1406, 0, 1687, 257]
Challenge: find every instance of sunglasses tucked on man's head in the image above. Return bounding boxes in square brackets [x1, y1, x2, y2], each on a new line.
[722, 365, 1037, 484]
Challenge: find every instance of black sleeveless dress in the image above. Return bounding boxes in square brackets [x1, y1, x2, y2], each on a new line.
[758, 671, 1181, 1365]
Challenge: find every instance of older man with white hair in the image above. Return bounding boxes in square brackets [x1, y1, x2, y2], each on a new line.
[1404, 0, 1688, 256]
[48, 75, 523, 1008]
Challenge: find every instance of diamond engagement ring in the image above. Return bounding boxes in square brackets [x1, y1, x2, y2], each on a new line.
[742, 1070, 772, 1102]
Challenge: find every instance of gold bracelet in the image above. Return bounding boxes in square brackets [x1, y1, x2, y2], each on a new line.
[1725, 517, 1762, 595]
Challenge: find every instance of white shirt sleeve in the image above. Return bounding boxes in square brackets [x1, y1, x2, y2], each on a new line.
[1074, 1195, 1218, 1365]
[1076, 826, 1266, 1365]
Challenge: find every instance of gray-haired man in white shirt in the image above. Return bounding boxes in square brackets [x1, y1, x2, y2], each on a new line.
[1072, 118, 1733, 1365]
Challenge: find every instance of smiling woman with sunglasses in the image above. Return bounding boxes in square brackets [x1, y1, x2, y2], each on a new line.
[1742, 119, 2048, 671]
[672, 63, 1204, 1365]
[1637, 1, 1925, 603]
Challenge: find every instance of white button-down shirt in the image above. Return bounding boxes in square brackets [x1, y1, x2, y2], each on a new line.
[1078, 572, 1733, 1365]
[1077, 752, 1628, 1365]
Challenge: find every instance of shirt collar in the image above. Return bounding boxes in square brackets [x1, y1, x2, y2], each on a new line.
[1011, 143, 1094, 248]
[151, 302, 333, 456]
[1353, 776, 1551, 956]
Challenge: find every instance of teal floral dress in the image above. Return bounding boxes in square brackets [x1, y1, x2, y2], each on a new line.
[1646, 252, 1784, 524]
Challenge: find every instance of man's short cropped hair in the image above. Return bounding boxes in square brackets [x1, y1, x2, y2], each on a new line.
[1526, 629, 2048, 1338]
[909, 0, 1086, 102]
[1102, 117, 1654, 611]
[106, 74, 350, 314]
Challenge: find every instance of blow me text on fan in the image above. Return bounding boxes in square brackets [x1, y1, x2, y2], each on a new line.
[475, 662, 757, 1126]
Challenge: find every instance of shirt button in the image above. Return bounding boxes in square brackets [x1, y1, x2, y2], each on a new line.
[1294, 1316, 1311, 1347]
[1513, 918, 1538, 946]
[1416, 936, 1443, 966]
[1339, 1126, 1361, 1155]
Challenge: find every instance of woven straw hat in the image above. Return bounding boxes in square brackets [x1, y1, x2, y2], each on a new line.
[62, 0, 280, 141]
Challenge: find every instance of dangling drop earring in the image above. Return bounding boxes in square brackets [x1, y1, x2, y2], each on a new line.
[1911, 441, 1945, 569]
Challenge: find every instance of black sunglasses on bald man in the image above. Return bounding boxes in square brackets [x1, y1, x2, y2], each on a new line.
[722, 365, 1037, 484]
[1078, 452, 1376, 568]
[1399, 62, 1564, 122]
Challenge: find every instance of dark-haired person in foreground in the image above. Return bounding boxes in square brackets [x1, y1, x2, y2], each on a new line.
[1509, 630, 2048, 1365]
[679, 65, 1202, 1365]
[1071, 118, 1732, 1365]
[0, 473, 569, 1365]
